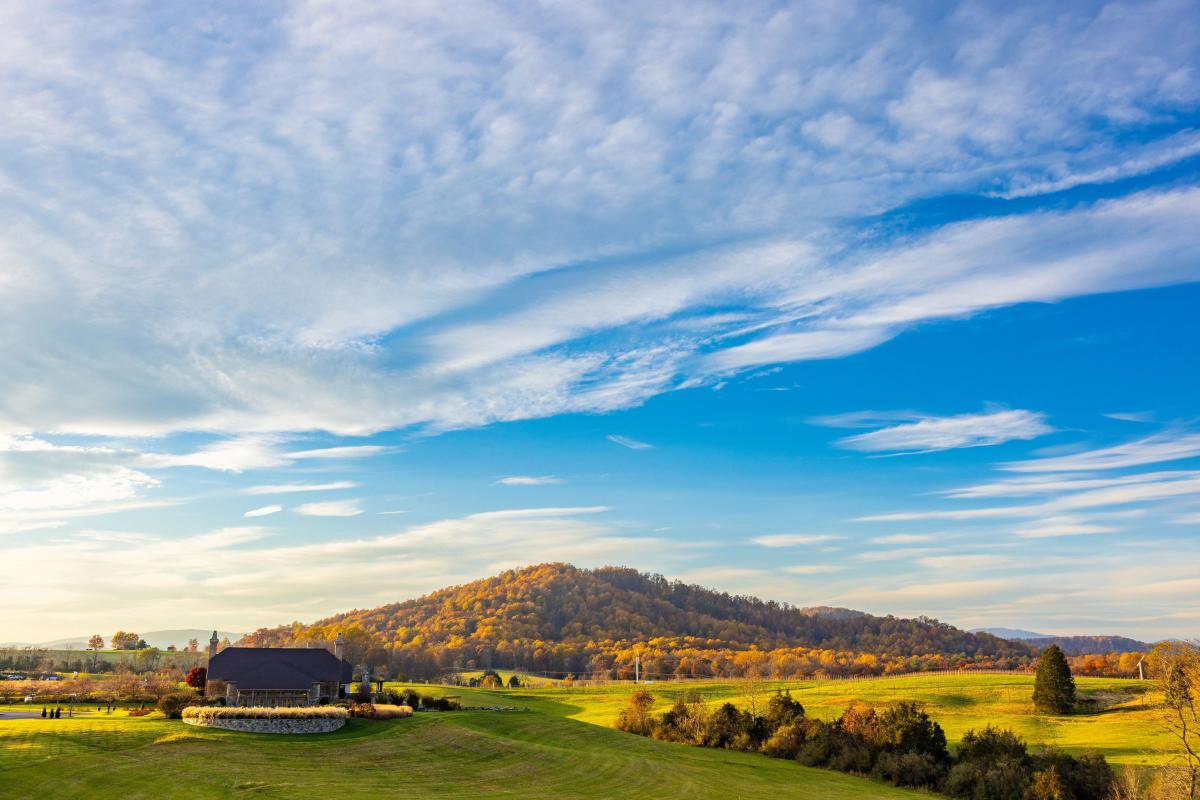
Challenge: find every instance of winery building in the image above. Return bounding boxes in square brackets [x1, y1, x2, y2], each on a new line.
[204, 631, 353, 707]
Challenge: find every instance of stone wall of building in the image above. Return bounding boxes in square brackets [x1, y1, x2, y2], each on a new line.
[183, 715, 345, 734]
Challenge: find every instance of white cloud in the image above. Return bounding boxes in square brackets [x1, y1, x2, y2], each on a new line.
[293, 500, 364, 518]
[915, 554, 1010, 571]
[243, 481, 359, 495]
[830, 409, 1052, 454]
[607, 435, 654, 450]
[861, 471, 1200, 522]
[494, 475, 564, 486]
[1013, 516, 1118, 538]
[243, 504, 282, 518]
[286, 446, 394, 460]
[0, 505, 684, 640]
[1004, 432, 1200, 472]
[751, 534, 839, 547]
[140, 436, 289, 472]
[870, 533, 936, 544]
[0, 1, 1195, 446]
[783, 564, 844, 575]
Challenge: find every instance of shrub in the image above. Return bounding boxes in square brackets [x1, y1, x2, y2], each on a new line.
[872, 751, 946, 789]
[401, 688, 420, 707]
[1032, 749, 1113, 800]
[655, 693, 707, 744]
[157, 692, 196, 719]
[128, 708, 151, 717]
[370, 704, 413, 719]
[762, 721, 807, 760]
[945, 759, 1031, 800]
[873, 702, 950, 765]
[615, 689, 656, 737]
[349, 702, 376, 718]
[181, 706, 348, 722]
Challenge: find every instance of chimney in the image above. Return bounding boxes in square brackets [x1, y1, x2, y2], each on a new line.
[208, 630, 219, 658]
[334, 632, 345, 662]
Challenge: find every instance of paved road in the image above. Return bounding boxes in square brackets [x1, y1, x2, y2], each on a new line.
[0, 711, 45, 719]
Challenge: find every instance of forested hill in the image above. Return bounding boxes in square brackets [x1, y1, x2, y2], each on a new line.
[1025, 635, 1150, 655]
[242, 564, 1032, 678]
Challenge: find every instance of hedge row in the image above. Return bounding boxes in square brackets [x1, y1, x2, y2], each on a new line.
[182, 706, 349, 721]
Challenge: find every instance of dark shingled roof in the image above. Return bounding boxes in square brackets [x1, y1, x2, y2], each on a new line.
[207, 647, 352, 690]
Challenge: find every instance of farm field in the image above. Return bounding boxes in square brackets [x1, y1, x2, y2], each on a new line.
[0, 672, 1177, 799]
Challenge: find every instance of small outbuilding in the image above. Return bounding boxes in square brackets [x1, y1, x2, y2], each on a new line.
[204, 631, 353, 707]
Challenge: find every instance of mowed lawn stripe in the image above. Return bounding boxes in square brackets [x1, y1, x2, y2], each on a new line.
[0, 706, 924, 799]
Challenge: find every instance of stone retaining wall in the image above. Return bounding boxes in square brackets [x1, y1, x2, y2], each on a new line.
[183, 715, 345, 734]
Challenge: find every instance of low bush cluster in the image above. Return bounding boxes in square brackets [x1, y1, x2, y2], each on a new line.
[181, 706, 349, 722]
[617, 690, 1113, 800]
[349, 702, 413, 719]
[156, 691, 198, 719]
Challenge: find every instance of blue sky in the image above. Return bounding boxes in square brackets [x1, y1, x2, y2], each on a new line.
[1, 0, 1198, 642]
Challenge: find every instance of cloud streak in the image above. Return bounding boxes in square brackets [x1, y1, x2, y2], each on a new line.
[829, 409, 1052, 454]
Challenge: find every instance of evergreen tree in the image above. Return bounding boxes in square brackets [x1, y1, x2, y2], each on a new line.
[1033, 645, 1076, 714]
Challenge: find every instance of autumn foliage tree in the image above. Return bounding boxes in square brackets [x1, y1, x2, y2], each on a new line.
[185, 667, 207, 691]
[111, 631, 140, 650]
[1033, 645, 1076, 714]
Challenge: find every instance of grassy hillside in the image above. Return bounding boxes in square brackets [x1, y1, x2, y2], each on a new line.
[0, 702, 923, 800]
[0, 672, 1176, 798]
[405, 672, 1174, 767]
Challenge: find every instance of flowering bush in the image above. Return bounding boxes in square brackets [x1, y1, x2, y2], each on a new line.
[181, 706, 348, 722]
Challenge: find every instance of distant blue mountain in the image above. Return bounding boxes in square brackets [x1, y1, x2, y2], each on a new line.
[970, 627, 1049, 640]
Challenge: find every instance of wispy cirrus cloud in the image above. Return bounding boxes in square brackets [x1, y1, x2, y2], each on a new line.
[494, 475, 564, 486]
[293, 500, 364, 518]
[783, 564, 844, 575]
[1004, 431, 1200, 472]
[0, 1, 1197, 446]
[825, 409, 1052, 455]
[243, 504, 282, 518]
[1013, 516, 1118, 538]
[0, 506, 688, 640]
[752, 534, 839, 547]
[243, 482, 358, 495]
[607, 435, 654, 450]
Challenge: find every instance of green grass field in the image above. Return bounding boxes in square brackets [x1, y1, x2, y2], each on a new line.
[0, 673, 1176, 799]
[465, 672, 1172, 766]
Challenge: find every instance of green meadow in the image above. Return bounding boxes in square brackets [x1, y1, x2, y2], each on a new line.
[472, 672, 1172, 767]
[0, 673, 1175, 799]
